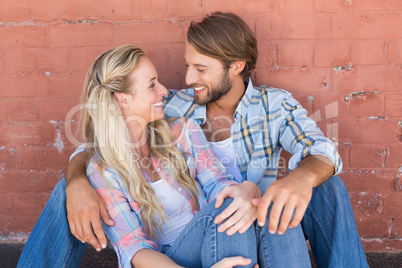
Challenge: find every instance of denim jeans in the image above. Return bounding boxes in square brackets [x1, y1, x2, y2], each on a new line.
[18, 175, 368, 268]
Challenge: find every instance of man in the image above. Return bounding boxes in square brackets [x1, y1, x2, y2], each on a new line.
[18, 12, 368, 268]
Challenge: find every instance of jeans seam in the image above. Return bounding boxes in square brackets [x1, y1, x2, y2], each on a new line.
[306, 205, 331, 253]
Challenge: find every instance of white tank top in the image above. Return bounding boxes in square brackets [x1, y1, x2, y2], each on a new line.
[151, 179, 194, 247]
[208, 137, 243, 182]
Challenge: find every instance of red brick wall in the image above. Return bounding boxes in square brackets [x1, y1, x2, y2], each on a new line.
[0, 1, 401, 252]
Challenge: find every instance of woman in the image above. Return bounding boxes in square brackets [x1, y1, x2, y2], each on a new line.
[80, 45, 259, 268]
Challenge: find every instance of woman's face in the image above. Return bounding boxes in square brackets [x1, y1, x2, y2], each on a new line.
[125, 56, 167, 124]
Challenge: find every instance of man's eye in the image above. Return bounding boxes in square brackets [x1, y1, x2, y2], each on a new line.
[197, 69, 205, 73]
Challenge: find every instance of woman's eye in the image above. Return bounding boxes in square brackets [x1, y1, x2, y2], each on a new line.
[150, 82, 156, 88]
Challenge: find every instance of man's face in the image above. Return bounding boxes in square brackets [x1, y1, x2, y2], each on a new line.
[184, 42, 232, 106]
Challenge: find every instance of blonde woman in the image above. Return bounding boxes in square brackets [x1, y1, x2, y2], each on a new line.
[78, 45, 260, 268]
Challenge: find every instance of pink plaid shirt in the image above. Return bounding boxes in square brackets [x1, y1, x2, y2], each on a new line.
[87, 118, 238, 267]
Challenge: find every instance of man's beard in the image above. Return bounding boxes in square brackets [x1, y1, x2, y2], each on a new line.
[193, 69, 232, 106]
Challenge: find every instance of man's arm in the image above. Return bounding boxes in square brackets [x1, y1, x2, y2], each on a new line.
[65, 151, 114, 251]
[252, 154, 335, 234]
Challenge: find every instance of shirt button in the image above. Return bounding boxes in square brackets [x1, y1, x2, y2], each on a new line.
[156, 168, 161, 172]
[194, 210, 198, 214]
[178, 187, 182, 192]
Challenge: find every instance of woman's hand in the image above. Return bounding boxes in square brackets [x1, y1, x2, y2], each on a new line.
[214, 181, 261, 235]
[212, 256, 258, 268]
[66, 176, 114, 251]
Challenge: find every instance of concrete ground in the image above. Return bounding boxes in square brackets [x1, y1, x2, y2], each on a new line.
[2, 243, 401, 267]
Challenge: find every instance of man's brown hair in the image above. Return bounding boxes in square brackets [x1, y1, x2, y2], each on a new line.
[187, 12, 258, 79]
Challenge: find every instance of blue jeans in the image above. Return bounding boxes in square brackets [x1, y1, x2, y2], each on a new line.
[18, 175, 367, 267]
[165, 198, 310, 268]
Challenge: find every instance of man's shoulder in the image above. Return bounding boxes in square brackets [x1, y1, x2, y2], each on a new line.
[247, 84, 293, 110]
[164, 88, 196, 118]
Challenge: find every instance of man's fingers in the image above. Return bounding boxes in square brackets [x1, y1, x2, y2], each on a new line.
[257, 192, 273, 227]
[214, 200, 238, 225]
[289, 202, 308, 228]
[268, 197, 287, 234]
[215, 187, 231, 209]
[99, 201, 114, 226]
[91, 216, 107, 249]
[82, 220, 101, 251]
[277, 199, 297, 234]
[68, 220, 85, 243]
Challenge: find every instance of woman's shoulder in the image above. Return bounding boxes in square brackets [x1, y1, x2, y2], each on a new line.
[87, 156, 124, 189]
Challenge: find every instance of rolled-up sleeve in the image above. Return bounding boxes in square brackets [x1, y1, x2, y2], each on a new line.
[87, 161, 158, 268]
[278, 93, 343, 175]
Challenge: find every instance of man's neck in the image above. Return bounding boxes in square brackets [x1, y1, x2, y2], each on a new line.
[206, 77, 246, 117]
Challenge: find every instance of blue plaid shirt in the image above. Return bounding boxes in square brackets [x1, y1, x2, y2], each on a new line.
[164, 79, 342, 192]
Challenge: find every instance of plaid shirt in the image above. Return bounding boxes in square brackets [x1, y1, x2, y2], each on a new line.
[164, 79, 342, 192]
[86, 118, 238, 268]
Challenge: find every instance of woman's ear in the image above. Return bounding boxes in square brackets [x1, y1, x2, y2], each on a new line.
[230, 61, 246, 76]
[114, 93, 129, 109]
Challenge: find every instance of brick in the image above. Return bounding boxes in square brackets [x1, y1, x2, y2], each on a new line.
[350, 144, 386, 168]
[145, 45, 169, 71]
[345, 92, 384, 118]
[332, 14, 402, 39]
[0, 73, 49, 97]
[158, 71, 185, 93]
[388, 40, 402, 64]
[339, 118, 400, 143]
[205, 0, 277, 14]
[255, 41, 277, 69]
[7, 98, 40, 121]
[113, 22, 184, 46]
[0, 26, 46, 49]
[349, 191, 388, 237]
[99, 0, 133, 20]
[4, 48, 36, 74]
[0, 193, 13, 214]
[332, 65, 402, 93]
[278, 41, 314, 67]
[36, 47, 70, 73]
[133, 0, 167, 19]
[64, 0, 98, 20]
[165, 43, 187, 75]
[0, 100, 6, 122]
[69, 46, 105, 72]
[337, 143, 350, 168]
[167, 0, 203, 17]
[279, 0, 314, 13]
[13, 192, 47, 215]
[315, 0, 349, 12]
[49, 72, 86, 97]
[0, 123, 40, 145]
[342, 170, 396, 193]
[29, 0, 65, 22]
[4, 214, 41, 233]
[39, 97, 75, 121]
[391, 0, 402, 9]
[44, 147, 70, 170]
[384, 94, 402, 117]
[256, 67, 331, 92]
[353, 0, 389, 11]
[19, 147, 46, 170]
[352, 41, 386, 65]
[257, 14, 331, 40]
[314, 41, 351, 68]
[386, 143, 402, 168]
[362, 238, 402, 252]
[48, 23, 113, 47]
[0, 0, 30, 22]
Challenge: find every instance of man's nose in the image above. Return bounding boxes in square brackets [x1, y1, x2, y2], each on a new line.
[185, 68, 198, 86]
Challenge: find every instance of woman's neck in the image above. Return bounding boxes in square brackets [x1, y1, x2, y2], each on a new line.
[125, 119, 149, 158]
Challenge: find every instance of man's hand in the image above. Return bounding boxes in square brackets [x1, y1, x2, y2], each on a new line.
[66, 176, 114, 251]
[214, 181, 261, 235]
[252, 172, 313, 235]
[251, 155, 335, 235]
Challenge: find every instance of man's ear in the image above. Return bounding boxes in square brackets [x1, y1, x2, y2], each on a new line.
[114, 93, 129, 109]
[230, 61, 246, 76]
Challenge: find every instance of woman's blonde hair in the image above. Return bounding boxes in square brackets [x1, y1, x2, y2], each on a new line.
[80, 45, 200, 238]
